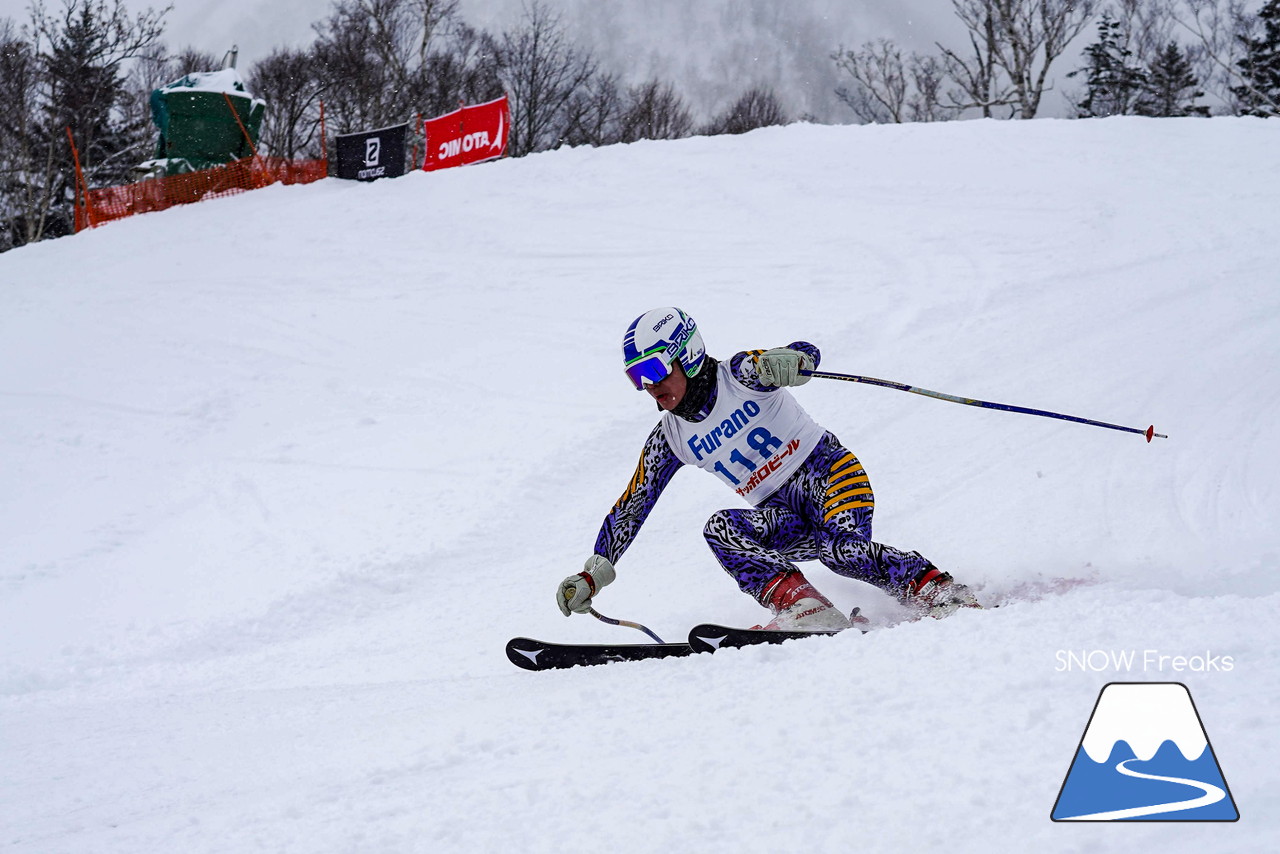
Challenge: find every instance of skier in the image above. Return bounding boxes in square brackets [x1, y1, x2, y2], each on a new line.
[556, 307, 979, 631]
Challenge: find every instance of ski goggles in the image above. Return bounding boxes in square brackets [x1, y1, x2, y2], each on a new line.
[624, 347, 675, 390]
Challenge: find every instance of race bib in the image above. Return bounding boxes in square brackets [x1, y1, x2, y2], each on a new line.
[663, 369, 824, 505]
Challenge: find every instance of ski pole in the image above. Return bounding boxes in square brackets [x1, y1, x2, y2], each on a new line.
[562, 587, 668, 642]
[800, 369, 1167, 442]
[588, 607, 667, 644]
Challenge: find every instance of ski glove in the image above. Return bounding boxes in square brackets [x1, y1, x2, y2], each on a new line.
[757, 348, 815, 387]
[558, 555, 616, 616]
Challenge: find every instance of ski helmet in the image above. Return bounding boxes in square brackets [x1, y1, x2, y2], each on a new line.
[622, 307, 707, 390]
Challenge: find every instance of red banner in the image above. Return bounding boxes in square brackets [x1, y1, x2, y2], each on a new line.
[422, 95, 510, 172]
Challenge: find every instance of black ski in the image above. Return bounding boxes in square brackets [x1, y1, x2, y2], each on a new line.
[506, 636, 695, 671]
[687, 623, 846, 654]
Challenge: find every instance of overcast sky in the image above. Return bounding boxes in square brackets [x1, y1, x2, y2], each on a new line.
[1, 0, 1089, 121]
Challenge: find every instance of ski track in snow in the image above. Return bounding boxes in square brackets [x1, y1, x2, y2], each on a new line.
[1058, 758, 1226, 821]
[1, 117, 1278, 853]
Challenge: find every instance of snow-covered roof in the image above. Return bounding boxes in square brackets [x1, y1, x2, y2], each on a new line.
[158, 67, 256, 100]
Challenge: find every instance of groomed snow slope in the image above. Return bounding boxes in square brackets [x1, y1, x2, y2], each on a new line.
[2, 117, 1277, 852]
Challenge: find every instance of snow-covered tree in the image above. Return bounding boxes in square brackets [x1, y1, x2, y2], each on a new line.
[0, 0, 165, 251]
[1138, 40, 1210, 116]
[40, 0, 167, 186]
[1232, 0, 1280, 115]
[1070, 12, 1150, 117]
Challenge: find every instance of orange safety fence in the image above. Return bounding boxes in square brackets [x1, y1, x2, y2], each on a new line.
[75, 156, 329, 232]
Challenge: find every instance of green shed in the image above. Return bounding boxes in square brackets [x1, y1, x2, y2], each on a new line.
[144, 68, 266, 177]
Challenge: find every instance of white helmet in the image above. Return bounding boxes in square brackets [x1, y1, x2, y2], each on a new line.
[622, 307, 707, 390]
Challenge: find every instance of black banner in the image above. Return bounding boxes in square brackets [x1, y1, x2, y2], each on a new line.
[335, 123, 407, 181]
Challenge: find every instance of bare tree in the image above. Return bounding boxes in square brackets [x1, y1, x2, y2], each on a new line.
[948, 0, 1097, 118]
[310, 0, 500, 138]
[701, 86, 788, 135]
[408, 0, 459, 67]
[0, 18, 44, 251]
[834, 40, 909, 122]
[495, 1, 597, 156]
[413, 20, 503, 118]
[619, 79, 693, 142]
[248, 47, 324, 160]
[1113, 0, 1179, 64]
[561, 70, 623, 147]
[907, 54, 954, 120]
[939, 4, 1016, 116]
[169, 44, 220, 74]
[312, 0, 411, 132]
[834, 40, 956, 123]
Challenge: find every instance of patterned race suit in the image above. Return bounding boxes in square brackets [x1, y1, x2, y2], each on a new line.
[593, 342, 932, 607]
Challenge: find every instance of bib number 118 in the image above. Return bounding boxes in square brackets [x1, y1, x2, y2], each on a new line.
[712, 427, 783, 485]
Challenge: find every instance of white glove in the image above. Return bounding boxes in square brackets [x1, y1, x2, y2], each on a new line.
[757, 348, 815, 387]
[557, 555, 616, 616]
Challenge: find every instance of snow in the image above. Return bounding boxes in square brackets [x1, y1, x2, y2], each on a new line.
[2, 116, 1279, 851]
[157, 67, 253, 97]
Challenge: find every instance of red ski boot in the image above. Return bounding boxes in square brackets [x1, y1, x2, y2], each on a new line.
[754, 570, 853, 631]
[904, 564, 980, 618]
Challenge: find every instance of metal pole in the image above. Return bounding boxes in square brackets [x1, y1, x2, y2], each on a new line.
[802, 369, 1167, 442]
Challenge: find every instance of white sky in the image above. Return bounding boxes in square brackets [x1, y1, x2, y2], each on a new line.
[1, 0, 1087, 120]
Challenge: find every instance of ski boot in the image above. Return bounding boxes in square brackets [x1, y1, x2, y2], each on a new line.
[903, 564, 980, 619]
[753, 570, 853, 631]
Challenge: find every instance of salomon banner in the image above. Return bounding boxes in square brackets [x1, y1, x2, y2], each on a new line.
[422, 96, 509, 172]
[336, 123, 407, 181]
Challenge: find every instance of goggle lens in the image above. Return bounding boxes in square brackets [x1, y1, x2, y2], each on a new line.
[624, 354, 672, 390]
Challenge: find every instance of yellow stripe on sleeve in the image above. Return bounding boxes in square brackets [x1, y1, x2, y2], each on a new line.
[615, 454, 646, 507]
[824, 488, 873, 510]
[829, 452, 856, 472]
[827, 472, 868, 494]
[823, 496, 875, 522]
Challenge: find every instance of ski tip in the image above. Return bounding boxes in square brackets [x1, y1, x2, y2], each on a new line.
[505, 638, 547, 671]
